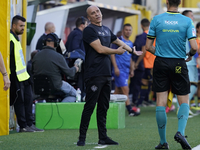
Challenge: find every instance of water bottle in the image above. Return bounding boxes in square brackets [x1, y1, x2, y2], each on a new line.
[76, 88, 81, 102]
[32, 104, 35, 114]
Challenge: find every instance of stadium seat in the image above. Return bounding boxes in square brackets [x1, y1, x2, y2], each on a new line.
[33, 74, 65, 102]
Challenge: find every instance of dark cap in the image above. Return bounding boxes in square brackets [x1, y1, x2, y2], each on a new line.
[46, 34, 56, 42]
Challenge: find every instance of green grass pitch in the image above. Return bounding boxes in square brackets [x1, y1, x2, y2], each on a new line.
[0, 105, 199, 150]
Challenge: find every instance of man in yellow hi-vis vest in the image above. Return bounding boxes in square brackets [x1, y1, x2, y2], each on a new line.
[10, 15, 43, 132]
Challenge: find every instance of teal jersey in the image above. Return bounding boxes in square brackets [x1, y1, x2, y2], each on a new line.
[147, 12, 196, 58]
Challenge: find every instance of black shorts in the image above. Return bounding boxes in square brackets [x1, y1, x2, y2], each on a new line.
[153, 56, 190, 95]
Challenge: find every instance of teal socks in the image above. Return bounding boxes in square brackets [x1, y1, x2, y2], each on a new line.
[156, 103, 189, 143]
[156, 106, 167, 144]
[177, 103, 189, 136]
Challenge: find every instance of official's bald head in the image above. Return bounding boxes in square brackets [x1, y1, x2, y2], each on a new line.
[44, 22, 55, 34]
[86, 5, 102, 26]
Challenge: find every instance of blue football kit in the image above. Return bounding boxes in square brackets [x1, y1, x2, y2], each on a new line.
[113, 36, 133, 73]
[111, 36, 133, 87]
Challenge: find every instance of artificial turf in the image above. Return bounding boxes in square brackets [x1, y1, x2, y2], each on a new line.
[0, 105, 199, 150]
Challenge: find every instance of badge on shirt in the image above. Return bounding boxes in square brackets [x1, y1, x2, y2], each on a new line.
[192, 28, 196, 36]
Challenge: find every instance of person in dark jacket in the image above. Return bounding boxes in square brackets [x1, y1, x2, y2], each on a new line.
[129, 19, 148, 106]
[65, 16, 88, 100]
[27, 50, 38, 88]
[35, 22, 55, 50]
[32, 33, 79, 102]
[65, 16, 88, 52]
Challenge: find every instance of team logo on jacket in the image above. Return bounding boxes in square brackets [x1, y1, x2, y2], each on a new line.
[91, 85, 98, 92]
[98, 32, 105, 36]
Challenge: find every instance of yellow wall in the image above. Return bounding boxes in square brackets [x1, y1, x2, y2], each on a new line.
[183, 0, 199, 8]
[60, 0, 68, 5]
[124, 15, 138, 43]
[22, 0, 27, 62]
[0, 0, 10, 136]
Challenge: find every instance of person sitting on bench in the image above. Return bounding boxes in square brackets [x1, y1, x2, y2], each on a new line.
[32, 33, 81, 102]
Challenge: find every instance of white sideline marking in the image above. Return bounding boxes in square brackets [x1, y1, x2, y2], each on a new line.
[192, 113, 199, 116]
[74, 142, 97, 145]
[94, 145, 107, 149]
[188, 115, 194, 118]
[192, 144, 200, 150]
[188, 113, 200, 118]
[74, 142, 108, 149]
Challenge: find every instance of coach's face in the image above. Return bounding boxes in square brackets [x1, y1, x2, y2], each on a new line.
[87, 6, 102, 26]
[13, 20, 25, 35]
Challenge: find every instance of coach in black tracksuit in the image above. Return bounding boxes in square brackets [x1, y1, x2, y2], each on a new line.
[77, 6, 143, 146]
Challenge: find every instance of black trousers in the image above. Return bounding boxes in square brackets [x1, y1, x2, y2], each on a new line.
[10, 73, 34, 128]
[79, 76, 111, 140]
[129, 69, 144, 104]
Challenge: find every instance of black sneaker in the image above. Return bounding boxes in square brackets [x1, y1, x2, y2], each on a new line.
[29, 124, 44, 132]
[77, 139, 85, 146]
[174, 132, 191, 149]
[19, 126, 35, 132]
[129, 110, 140, 116]
[98, 137, 118, 145]
[155, 143, 169, 149]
